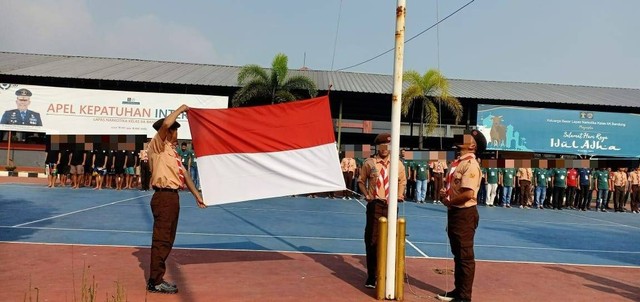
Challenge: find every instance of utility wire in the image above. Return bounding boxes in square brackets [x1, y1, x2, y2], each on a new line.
[336, 0, 475, 72]
[330, 0, 344, 71]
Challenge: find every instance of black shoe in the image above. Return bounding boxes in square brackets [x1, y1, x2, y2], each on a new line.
[364, 277, 376, 289]
[437, 290, 459, 301]
[147, 281, 178, 294]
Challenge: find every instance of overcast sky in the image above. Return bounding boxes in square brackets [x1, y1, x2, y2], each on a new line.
[1, 0, 639, 89]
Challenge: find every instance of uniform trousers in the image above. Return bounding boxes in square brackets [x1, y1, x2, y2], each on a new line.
[613, 186, 625, 211]
[447, 206, 479, 301]
[364, 200, 388, 285]
[518, 180, 532, 207]
[631, 185, 639, 212]
[342, 171, 354, 197]
[433, 173, 444, 201]
[149, 191, 180, 286]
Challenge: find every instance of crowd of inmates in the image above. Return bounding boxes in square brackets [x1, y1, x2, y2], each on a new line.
[42, 141, 200, 191]
[333, 153, 640, 214]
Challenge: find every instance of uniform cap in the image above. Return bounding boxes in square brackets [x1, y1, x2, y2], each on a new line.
[453, 130, 487, 153]
[152, 118, 180, 131]
[373, 133, 391, 145]
[15, 88, 32, 97]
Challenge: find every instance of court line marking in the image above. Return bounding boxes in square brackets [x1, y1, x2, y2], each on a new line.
[556, 209, 640, 230]
[11, 194, 152, 227]
[2, 241, 638, 269]
[410, 241, 640, 254]
[1, 226, 363, 241]
[354, 198, 430, 258]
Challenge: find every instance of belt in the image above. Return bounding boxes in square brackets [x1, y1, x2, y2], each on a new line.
[153, 186, 179, 193]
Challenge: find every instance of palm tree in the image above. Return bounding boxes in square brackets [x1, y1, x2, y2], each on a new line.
[402, 69, 462, 150]
[233, 53, 318, 107]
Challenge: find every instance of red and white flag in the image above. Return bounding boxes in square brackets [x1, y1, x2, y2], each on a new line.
[188, 96, 345, 205]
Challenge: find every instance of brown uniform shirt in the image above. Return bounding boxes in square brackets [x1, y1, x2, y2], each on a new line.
[431, 161, 446, 174]
[148, 132, 184, 189]
[448, 154, 482, 208]
[612, 171, 627, 187]
[358, 155, 407, 201]
[629, 171, 640, 185]
[341, 157, 356, 173]
[516, 168, 533, 181]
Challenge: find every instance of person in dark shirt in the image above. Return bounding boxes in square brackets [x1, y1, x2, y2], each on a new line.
[69, 148, 86, 189]
[45, 149, 60, 188]
[105, 150, 116, 189]
[114, 150, 127, 190]
[57, 149, 71, 187]
[124, 150, 137, 189]
[84, 150, 95, 187]
[92, 149, 108, 190]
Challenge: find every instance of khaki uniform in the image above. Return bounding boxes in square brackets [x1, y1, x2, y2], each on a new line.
[630, 170, 640, 212]
[431, 161, 446, 202]
[358, 154, 407, 286]
[147, 132, 185, 287]
[340, 157, 357, 196]
[448, 155, 482, 208]
[516, 168, 533, 206]
[148, 133, 184, 190]
[445, 153, 481, 301]
[612, 170, 627, 212]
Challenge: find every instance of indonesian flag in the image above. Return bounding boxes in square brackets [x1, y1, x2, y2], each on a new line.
[188, 95, 345, 205]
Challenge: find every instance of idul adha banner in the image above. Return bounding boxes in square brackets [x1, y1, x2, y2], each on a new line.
[0, 83, 228, 139]
[477, 104, 640, 158]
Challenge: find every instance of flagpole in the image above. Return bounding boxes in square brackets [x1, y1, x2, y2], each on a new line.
[386, 0, 406, 299]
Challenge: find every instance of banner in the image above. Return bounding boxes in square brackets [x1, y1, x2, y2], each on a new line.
[188, 96, 345, 205]
[477, 104, 640, 157]
[0, 83, 227, 139]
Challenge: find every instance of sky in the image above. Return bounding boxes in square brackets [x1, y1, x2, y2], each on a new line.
[1, 0, 639, 89]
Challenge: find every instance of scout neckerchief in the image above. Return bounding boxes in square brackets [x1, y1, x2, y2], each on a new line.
[376, 158, 390, 201]
[446, 153, 475, 196]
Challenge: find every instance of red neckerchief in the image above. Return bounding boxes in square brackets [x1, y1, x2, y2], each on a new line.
[376, 157, 390, 200]
[446, 153, 475, 196]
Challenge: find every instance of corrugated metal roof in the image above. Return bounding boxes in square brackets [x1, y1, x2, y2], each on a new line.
[1, 52, 639, 107]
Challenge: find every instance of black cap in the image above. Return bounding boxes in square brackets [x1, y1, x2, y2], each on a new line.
[152, 118, 180, 131]
[453, 130, 487, 153]
[373, 133, 391, 145]
[15, 88, 32, 97]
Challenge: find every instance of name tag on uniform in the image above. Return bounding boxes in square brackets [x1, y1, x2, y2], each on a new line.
[420, 167, 424, 171]
[490, 172, 495, 176]
[560, 175, 565, 180]
[541, 176, 545, 179]
[507, 174, 512, 178]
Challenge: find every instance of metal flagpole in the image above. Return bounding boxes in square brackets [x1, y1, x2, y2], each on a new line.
[386, 0, 406, 299]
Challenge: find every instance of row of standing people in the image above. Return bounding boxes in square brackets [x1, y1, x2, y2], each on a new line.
[479, 166, 640, 213]
[43, 142, 200, 191]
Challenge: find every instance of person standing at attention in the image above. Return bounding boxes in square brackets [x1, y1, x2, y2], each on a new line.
[437, 130, 486, 302]
[357, 133, 406, 289]
[146, 105, 206, 294]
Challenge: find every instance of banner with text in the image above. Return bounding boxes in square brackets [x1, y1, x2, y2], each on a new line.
[477, 104, 640, 158]
[0, 83, 228, 139]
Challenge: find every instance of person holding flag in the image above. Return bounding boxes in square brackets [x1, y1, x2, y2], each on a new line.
[146, 105, 207, 294]
[357, 133, 407, 289]
[437, 130, 486, 302]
